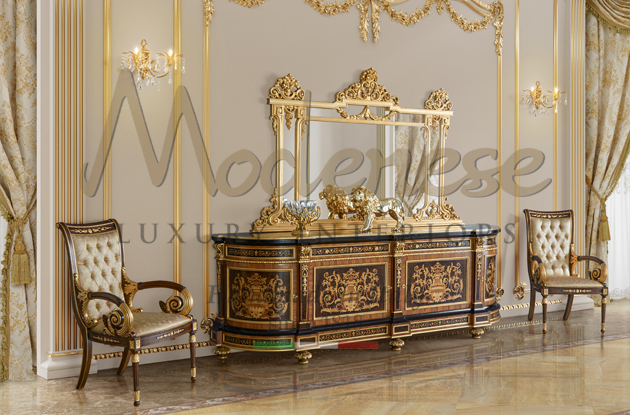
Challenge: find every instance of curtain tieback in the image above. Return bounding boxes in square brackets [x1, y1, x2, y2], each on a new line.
[585, 176, 611, 241]
[7, 197, 37, 285]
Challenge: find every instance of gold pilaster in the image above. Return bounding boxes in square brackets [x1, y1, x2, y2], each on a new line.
[571, 0, 586, 280]
[174, 0, 182, 285]
[513, 0, 521, 298]
[202, 1, 210, 319]
[103, 0, 111, 219]
[553, 0, 558, 210]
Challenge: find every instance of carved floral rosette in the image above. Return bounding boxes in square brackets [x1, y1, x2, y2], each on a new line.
[409, 261, 463, 305]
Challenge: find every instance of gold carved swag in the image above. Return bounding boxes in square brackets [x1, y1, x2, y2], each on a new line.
[205, 0, 504, 52]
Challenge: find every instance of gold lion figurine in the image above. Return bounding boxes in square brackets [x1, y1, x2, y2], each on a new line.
[351, 186, 405, 234]
[319, 184, 356, 219]
[319, 184, 405, 233]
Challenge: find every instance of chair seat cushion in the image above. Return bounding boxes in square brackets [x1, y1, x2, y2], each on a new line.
[90, 312, 191, 337]
[544, 276, 604, 288]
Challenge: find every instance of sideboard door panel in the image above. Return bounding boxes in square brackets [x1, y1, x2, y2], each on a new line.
[312, 261, 390, 326]
[225, 265, 297, 330]
[403, 256, 473, 315]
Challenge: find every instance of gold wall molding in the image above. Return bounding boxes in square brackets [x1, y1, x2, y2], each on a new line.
[92, 342, 213, 360]
[500, 299, 562, 311]
[571, 1, 586, 280]
[513, 0, 520, 299]
[55, 0, 84, 352]
[219, 0, 504, 49]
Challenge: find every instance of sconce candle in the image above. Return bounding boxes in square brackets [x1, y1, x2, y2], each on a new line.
[521, 81, 565, 116]
[121, 39, 185, 91]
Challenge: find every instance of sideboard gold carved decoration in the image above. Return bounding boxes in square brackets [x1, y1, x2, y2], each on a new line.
[408, 260, 466, 306]
[223, 0, 503, 50]
[316, 265, 386, 317]
[252, 68, 462, 234]
[335, 68, 399, 121]
[228, 270, 291, 321]
[485, 255, 496, 299]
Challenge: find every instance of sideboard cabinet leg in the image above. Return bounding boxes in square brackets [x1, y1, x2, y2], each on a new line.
[295, 350, 312, 364]
[469, 328, 484, 339]
[215, 345, 231, 362]
[389, 338, 404, 351]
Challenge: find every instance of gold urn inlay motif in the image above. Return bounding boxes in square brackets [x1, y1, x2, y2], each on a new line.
[319, 268, 381, 314]
[231, 272, 289, 320]
[410, 261, 464, 305]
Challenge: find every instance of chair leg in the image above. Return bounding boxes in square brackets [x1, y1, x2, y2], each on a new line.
[542, 292, 548, 334]
[132, 352, 140, 406]
[190, 333, 197, 382]
[601, 293, 607, 334]
[76, 336, 92, 390]
[528, 289, 536, 321]
[563, 294, 574, 321]
[117, 347, 131, 375]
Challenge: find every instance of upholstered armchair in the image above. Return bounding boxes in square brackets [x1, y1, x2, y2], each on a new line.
[524, 209, 608, 334]
[57, 219, 197, 406]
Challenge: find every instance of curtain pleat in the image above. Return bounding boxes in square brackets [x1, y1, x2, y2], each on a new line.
[0, 0, 37, 382]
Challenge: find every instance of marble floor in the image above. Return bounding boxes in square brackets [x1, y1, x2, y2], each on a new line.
[2, 300, 630, 415]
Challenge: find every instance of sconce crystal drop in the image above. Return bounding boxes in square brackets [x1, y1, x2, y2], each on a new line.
[121, 39, 185, 91]
[521, 81, 565, 117]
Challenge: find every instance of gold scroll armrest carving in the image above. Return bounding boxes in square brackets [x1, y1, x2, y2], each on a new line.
[134, 280, 194, 317]
[88, 291, 134, 336]
[74, 273, 99, 329]
[576, 255, 608, 284]
[122, 267, 143, 312]
[530, 255, 547, 285]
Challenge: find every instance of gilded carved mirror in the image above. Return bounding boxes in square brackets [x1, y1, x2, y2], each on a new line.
[251, 68, 461, 234]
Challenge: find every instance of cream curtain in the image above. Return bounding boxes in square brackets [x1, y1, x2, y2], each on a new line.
[608, 164, 630, 300]
[0, 0, 37, 382]
[394, 114, 439, 214]
[584, 8, 630, 277]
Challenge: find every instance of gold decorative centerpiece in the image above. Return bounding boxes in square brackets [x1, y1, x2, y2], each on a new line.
[283, 200, 321, 237]
[251, 68, 462, 235]
[121, 39, 185, 90]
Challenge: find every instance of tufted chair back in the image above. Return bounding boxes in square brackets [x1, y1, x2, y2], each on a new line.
[58, 220, 126, 323]
[524, 210, 574, 278]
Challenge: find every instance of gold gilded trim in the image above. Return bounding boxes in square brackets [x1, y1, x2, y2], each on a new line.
[174, 0, 182, 286]
[513, 0, 521, 299]
[500, 299, 562, 310]
[553, 0, 558, 210]
[203, 2, 211, 318]
[103, 0, 111, 219]
[570, 0, 586, 280]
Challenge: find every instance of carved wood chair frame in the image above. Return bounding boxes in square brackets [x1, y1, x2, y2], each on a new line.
[57, 219, 198, 406]
[524, 209, 608, 334]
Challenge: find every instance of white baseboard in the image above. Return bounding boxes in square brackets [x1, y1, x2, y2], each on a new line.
[38, 352, 98, 380]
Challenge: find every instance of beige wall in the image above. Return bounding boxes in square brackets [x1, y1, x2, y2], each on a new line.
[38, 0, 586, 376]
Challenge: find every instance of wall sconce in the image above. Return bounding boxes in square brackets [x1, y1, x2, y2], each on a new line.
[121, 39, 185, 91]
[521, 81, 565, 116]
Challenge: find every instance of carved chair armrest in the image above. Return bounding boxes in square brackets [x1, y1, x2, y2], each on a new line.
[87, 292, 135, 336]
[122, 268, 193, 317]
[528, 254, 547, 285]
[576, 255, 608, 284]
